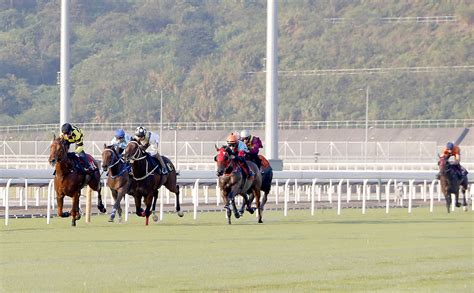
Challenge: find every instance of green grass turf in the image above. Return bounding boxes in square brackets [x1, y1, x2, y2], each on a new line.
[1, 207, 473, 292]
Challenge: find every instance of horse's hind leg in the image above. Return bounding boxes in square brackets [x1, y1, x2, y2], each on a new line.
[461, 181, 468, 211]
[253, 188, 263, 223]
[90, 175, 106, 213]
[165, 177, 184, 217]
[71, 192, 80, 227]
[151, 190, 159, 222]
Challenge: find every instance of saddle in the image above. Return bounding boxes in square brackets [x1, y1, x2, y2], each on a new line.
[146, 154, 172, 175]
[67, 153, 96, 174]
[258, 155, 271, 169]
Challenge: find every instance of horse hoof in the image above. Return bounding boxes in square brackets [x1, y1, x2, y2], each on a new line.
[258, 219, 263, 223]
[76, 214, 81, 221]
[234, 214, 240, 219]
[455, 203, 461, 208]
[463, 206, 468, 212]
[108, 215, 115, 223]
[177, 210, 184, 217]
[72, 221, 76, 227]
[152, 214, 159, 222]
[98, 204, 106, 213]
[247, 208, 255, 214]
[61, 212, 70, 218]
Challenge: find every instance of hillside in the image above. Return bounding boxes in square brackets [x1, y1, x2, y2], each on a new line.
[0, 0, 473, 125]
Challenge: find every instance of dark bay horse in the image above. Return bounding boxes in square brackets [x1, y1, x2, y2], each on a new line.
[122, 140, 183, 225]
[49, 135, 106, 226]
[438, 156, 468, 213]
[215, 146, 263, 224]
[246, 154, 273, 212]
[102, 144, 136, 223]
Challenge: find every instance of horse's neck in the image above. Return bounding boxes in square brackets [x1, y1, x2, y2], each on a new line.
[109, 157, 124, 176]
[56, 158, 75, 178]
[131, 157, 148, 176]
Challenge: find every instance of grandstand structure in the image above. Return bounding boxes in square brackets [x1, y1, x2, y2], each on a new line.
[1, 119, 472, 171]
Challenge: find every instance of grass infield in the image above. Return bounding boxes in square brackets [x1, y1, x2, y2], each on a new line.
[1, 207, 473, 292]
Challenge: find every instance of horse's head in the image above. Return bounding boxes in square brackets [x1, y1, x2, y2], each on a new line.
[214, 145, 232, 176]
[438, 155, 455, 176]
[122, 140, 144, 163]
[49, 135, 69, 167]
[102, 144, 119, 172]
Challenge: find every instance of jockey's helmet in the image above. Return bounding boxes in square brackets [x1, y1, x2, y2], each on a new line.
[446, 142, 454, 150]
[226, 134, 238, 145]
[135, 126, 147, 138]
[61, 123, 73, 135]
[115, 129, 125, 139]
[240, 129, 250, 140]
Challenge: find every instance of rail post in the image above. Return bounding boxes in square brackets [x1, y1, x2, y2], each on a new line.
[85, 186, 92, 223]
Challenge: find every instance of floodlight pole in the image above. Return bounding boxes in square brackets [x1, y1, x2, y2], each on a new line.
[60, 0, 71, 128]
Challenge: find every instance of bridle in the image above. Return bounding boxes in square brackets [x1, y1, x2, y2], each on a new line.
[124, 140, 160, 181]
[126, 141, 147, 162]
[103, 148, 121, 169]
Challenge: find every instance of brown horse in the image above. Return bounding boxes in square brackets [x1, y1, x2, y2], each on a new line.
[214, 146, 263, 224]
[122, 140, 183, 225]
[102, 144, 137, 223]
[49, 135, 106, 226]
[438, 156, 468, 213]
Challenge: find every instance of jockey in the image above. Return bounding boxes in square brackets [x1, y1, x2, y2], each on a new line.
[110, 128, 131, 154]
[60, 123, 92, 172]
[133, 126, 168, 175]
[440, 141, 468, 178]
[226, 133, 253, 179]
[240, 129, 263, 169]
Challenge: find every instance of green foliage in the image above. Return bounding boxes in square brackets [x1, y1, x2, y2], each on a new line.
[0, 1, 472, 124]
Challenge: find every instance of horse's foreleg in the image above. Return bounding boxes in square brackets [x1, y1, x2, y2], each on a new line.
[222, 192, 232, 224]
[230, 197, 240, 219]
[134, 195, 145, 217]
[445, 193, 451, 213]
[56, 193, 70, 217]
[461, 183, 468, 211]
[109, 189, 119, 222]
[144, 193, 154, 226]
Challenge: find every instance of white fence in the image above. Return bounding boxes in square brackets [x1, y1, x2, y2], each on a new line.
[2, 140, 473, 169]
[1, 169, 473, 226]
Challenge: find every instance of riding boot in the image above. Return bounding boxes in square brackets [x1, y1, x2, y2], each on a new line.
[78, 152, 92, 173]
[241, 159, 254, 179]
[155, 152, 168, 175]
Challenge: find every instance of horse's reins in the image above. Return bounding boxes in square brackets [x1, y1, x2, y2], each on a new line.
[127, 141, 160, 181]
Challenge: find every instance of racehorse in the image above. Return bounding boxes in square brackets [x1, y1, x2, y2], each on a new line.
[214, 146, 263, 224]
[244, 154, 273, 213]
[49, 135, 106, 226]
[122, 139, 183, 225]
[438, 156, 468, 213]
[102, 144, 136, 223]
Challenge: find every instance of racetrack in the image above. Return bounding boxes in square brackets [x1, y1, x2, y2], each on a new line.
[1, 208, 472, 292]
